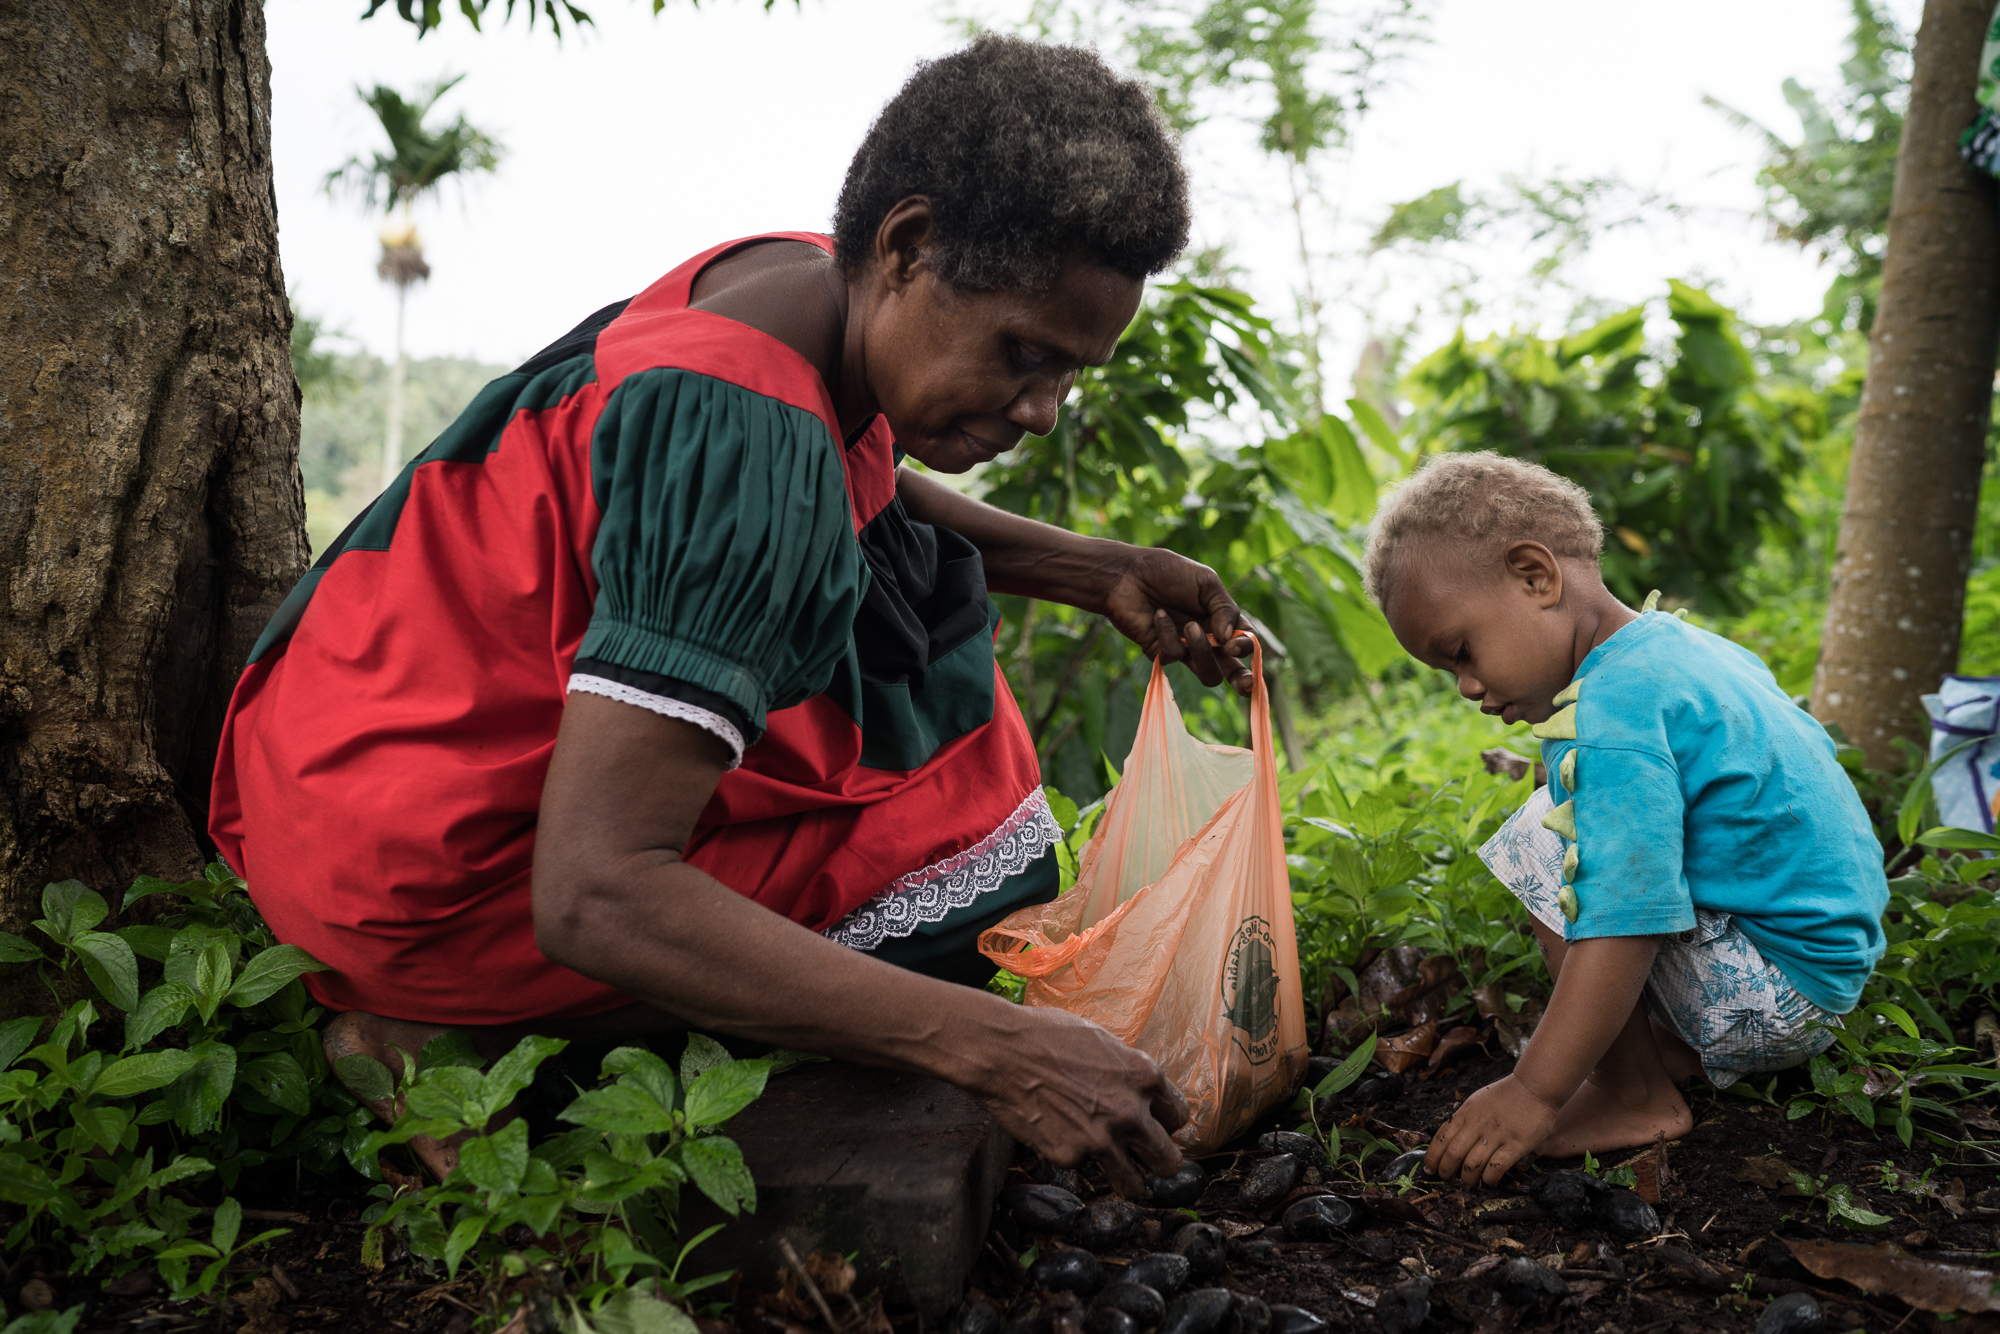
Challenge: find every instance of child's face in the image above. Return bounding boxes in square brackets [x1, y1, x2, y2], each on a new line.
[1382, 546, 1579, 726]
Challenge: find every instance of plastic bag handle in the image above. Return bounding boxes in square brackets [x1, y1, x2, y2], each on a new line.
[978, 635, 1268, 981]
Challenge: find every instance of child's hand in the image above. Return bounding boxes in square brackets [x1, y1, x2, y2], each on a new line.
[1423, 1074, 1561, 1187]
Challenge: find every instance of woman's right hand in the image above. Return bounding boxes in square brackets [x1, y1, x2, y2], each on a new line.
[966, 1005, 1188, 1199]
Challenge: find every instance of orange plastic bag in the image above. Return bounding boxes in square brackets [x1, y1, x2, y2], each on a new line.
[978, 640, 1308, 1152]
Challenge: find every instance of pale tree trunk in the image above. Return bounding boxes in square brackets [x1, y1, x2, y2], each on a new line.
[1812, 0, 2000, 768]
[0, 1, 307, 935]
[384, 283, 408, 493]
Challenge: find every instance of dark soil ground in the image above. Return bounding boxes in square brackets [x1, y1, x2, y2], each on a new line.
[960, 1043, 2000, 1334]
[17, 1028, 2000, 1333]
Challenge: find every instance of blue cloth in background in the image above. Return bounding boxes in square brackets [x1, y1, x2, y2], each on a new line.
[1540, 611, 1888, 1014]
[1922, 675, 2000, 835]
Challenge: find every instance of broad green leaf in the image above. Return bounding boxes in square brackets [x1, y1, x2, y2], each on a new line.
[332, 1053, 396, 1105]
[0, 932, 46, 964]
[1317, 414, 1378, 523]
[443, 1211, 490, 1278]
[683, 1060, 769, 1129]
[602, 1046, 676, 1110]
[72, 1102, 132, 1155]
[678, 1134, 756, 1217]
[679, 1033, 732, 1089]
[403, 1209, 448, 1262]
[113, 925, 180, 963]
[225, 944, 329, 1007]
[124, 983, 196, 1051]
[1345, 397, 1401, 460]
[165, 1042, 237, 1136]
[403, 1065, 483, 1126]
[1915, 825, 2000, 852]
[193, 940, 233, 1020]
[0, 1017, 42, 1072]
[457, 1117, 530, 1196]
[1314, 1032, 1379, 1099]
[123, 874, 216, 911]
[1867, 1002, 1920, 1042]
[148, 1155, 214, 1190]
[38, 880, 108, 944]
[582, 1288, 703, 1334]
[163, 927, 234, 989]
[211, 1195, 242, 1254]
[559, 1084, 676, 1136]
[0, 1303, 86, 1334]
[1899, 739, 1979, 848]
[475, 1034, 567, 1124]
[418, 1031, 483, 1072]
[91, 1049, 201, 1100]
[73, 932, 139, 1012]
[239, 1053, 312, 1117]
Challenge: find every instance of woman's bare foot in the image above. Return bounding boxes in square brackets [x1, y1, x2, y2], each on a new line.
[323, 1010, 491, 1181]
[1536, 1073, 1693, 1158]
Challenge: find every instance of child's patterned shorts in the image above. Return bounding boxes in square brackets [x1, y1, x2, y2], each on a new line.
[1479, 786, 1841, 1088]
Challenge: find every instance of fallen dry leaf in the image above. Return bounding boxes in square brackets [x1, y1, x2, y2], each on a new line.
[1783, 1239, 2000, 1314]
[1374, 1021, 1439, 1074]
[1385, 955, 1465, 1028]
[234, 1276, 289, 1334]
[1322, 997, 1376, 1052]
[1426, 1025, 1484, 1072]
[1470, 984, 1544, 1057]
[1960, 1107, 2000, 1134]
[1734, 1155, 1797, 1190]
[803, 1252, 856, 1299]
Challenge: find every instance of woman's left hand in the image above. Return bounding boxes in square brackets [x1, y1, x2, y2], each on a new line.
[1101, 547, 1257, 697]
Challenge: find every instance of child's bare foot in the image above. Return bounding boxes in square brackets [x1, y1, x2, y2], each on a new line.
[1650, 1018, 1705, 1083]
[1536, 1074, 1693, 1158]
[324, 1010, 496, 1181]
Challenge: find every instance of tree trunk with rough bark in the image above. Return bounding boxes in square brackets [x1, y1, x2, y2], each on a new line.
[0, 1, 306, 932]
[1812, 0, 2000, 767]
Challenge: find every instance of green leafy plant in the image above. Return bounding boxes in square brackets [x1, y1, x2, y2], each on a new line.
[0, 867, 347, 1306]
[351, 1032, 789, 1324]
[1785, 1171, 1894, 1231]
[1784, 1001, 2000, 1147]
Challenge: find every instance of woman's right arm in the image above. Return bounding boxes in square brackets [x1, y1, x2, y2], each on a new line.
[531, 692, 1189, 1196]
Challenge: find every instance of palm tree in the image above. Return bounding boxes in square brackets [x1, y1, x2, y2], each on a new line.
[326, 76, 504, 493]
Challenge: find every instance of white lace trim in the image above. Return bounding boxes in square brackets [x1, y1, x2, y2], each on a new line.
[823, 787, 1062, 951]
[566, 674, 745, 770]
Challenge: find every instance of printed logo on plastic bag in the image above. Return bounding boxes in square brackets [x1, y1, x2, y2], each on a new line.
[1223, 916, 1283, 1064]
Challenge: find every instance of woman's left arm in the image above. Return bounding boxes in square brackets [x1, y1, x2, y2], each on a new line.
[898, 466, 1256, 695]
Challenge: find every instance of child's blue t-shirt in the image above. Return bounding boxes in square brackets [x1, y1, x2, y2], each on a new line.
[1538, 610, 1887, 1013]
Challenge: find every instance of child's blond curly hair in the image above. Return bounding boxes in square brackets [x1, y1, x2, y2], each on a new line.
[1363, 451, 1603, 607]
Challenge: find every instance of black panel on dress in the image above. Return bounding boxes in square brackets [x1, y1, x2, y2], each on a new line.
[513, 298, 633, 379]
[851, 498, 991, 690]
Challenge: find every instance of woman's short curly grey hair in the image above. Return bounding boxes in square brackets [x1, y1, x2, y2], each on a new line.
[1364, 451, 1605, 607]
[832, 36, 1190, 291]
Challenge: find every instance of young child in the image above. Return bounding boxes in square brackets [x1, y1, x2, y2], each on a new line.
[1363, 452, 1889, 1186]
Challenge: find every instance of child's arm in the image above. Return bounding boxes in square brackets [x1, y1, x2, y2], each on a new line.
[1425, 935, 1660, 1186]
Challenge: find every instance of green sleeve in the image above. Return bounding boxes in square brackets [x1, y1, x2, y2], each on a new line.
[578, 368, 863, 740]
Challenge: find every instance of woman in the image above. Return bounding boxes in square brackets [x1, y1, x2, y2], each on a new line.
[211, 37, 1253, 1196]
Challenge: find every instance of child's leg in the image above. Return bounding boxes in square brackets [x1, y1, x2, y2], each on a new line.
[1527, 918, 1694, 1157]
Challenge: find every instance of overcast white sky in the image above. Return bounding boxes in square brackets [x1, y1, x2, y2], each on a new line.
[270, 0, 1911, 378]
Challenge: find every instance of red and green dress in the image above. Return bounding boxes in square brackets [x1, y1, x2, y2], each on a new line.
[209, 233, 1059, 1026]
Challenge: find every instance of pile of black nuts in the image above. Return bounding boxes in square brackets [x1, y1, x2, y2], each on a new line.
[954, 1233, 1332, 1334]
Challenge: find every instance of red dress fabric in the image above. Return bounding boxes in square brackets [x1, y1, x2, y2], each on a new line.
[209, 233, 1045, 1025]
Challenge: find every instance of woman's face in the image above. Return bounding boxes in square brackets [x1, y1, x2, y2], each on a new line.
[854, 216, 1145, 473]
